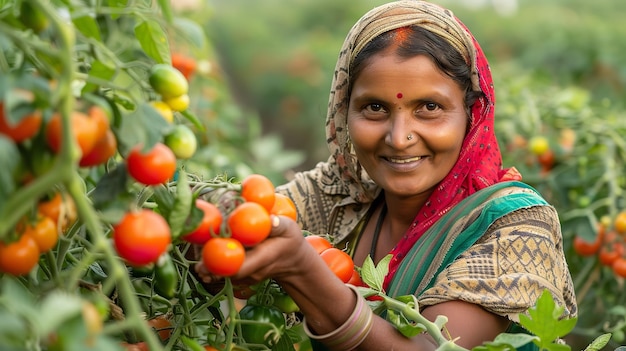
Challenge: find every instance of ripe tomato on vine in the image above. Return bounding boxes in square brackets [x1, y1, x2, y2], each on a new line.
[320, 247, 354, 283]
[0, 103, 42, 143]
[270, 193, 297, 221]
[112, 209, 171, 266]
[227, 202, 272, 247]
[240, 174, 275, 212]
[202, 237, 245, 277]
[126, 143, 177, 186]
[0, 233, 40, 276]
[182, 199, 223, 245]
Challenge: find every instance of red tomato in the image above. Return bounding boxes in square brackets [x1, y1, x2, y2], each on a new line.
[202, 237, 245, 276]
[0, 234, 40, 276]
[270, 193, 297, 221]
[148, 315, 173, 341]
[0, 103, 42, 142]
[305, 235, 332, 255]
[240, 174, 275, 212]
[599, 243, 623, 267]
[171, 53, 197, 80]
[346, 268, 364, 286]
[613, 257, 626, 278]
[126, 143, 177, 185]
[227, 202, 272, 247]
[37, 192, 77, 232]
[182, 199, 223, 245]
[572, 235, 601, 257]
[320, 248, 354, 283]
[113, 209, 171, 266]
[79, 129, 117, 167]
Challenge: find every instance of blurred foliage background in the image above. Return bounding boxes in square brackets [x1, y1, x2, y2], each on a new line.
[198, 0, 625, 172]
[174, 0, 626, 348]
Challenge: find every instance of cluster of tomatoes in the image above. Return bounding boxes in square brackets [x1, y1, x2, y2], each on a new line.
[0, 191, 76, 276]
[573, 212, 626, 278]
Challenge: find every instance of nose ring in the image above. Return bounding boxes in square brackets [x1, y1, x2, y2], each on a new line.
[407, 134, 413, 141]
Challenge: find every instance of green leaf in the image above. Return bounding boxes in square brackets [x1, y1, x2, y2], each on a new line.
[0, 136, 19, 207]
[117, 102, 172, 155]
[90, 163, 130, 210]
[36, 292, 84, 336]
[360, 254, 391, 292]
[518, 290, 577, 350]
[472, 333, 539, 351]
[134, 19, 170, 64]
[82, 60, 116, 93]
[583, 333, 612, 351]
[173, 17, 207, 50]
[72, 15, 102, 41]
[168, 169, 193, 239]
[157, 0, 173, 24]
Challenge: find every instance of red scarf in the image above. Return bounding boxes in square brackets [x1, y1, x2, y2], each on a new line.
[383, 20, 521, 290]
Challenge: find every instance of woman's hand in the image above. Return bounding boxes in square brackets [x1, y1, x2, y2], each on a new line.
[194, 215, 319, 285]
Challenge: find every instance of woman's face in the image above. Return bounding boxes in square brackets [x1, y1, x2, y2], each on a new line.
[347, 51, 468, 199]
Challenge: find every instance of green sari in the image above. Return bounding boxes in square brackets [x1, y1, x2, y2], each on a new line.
[312, 181, 546, 351]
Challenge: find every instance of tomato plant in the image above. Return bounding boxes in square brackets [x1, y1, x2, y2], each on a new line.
[113, 210, 172, 266]
[126, 143, 177, 186]
[0, 233, 40, 276]
[182, 199, 223, 245]
[320, 247, 354, 283]
[238, 303, 286, 347]
[240, 174, 275, 212]
[227, 201, 272, 247]
[202, 237, 245, 276]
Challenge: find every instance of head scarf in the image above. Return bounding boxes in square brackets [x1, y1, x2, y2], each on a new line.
[323, 0, 521, 287]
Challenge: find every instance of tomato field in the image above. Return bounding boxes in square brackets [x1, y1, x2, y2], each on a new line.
[1, 0, 625, 351]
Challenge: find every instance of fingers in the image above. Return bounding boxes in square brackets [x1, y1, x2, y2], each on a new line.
[194, 215, 307, 283]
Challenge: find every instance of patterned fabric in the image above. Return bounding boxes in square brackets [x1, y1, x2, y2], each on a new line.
[419, 205, 577, 322]
[275, 0, 576, 323]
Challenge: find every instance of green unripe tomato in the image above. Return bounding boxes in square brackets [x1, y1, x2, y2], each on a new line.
[149, 64, 189, 99]
[239, 304, 286, 347]
[164, 124, 197, 159]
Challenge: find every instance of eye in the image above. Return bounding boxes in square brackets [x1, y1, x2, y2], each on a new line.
[425, 102, 439, 111]
[366, 103, 385, 112]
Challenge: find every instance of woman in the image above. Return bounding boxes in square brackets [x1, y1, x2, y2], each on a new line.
[197, 1, 577, 350]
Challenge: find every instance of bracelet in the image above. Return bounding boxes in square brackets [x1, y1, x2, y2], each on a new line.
[302, 284, 374, 350]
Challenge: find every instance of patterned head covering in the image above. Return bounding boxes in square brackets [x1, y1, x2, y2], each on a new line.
[323, 0, 521, 284]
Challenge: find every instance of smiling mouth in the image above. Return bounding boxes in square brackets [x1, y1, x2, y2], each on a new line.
[386, 156, 423, 164]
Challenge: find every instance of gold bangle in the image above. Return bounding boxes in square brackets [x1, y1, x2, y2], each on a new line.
[303, 285, 374, 350]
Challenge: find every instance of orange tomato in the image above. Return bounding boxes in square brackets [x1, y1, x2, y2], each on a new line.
[572, 235, 601, 257]
[227, 202, 272, 247]
[202, 237, 245, 276]
[45, 111, 100, 157]
[614, 211, 626, 235]
[320, 247, 354, 283]
[270, 193, 297, 221]
[305, 235, 332, 255]
[37, 192, 77, 232]
[0, 234, 40, 276]
[182, 199, 223, 245]
[240, 174, 275, 212]
[24, 215, 58, 253]
[0, 103, 42, 142]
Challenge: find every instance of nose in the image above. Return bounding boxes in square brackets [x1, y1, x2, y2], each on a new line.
[384, 115, 415, 148]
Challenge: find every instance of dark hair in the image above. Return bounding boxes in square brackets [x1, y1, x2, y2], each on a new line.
[349, 26, 483, 111]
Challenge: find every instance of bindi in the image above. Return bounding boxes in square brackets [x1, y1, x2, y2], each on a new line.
[396, 92, 403, 99]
